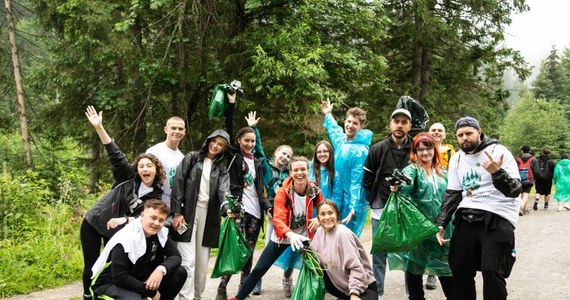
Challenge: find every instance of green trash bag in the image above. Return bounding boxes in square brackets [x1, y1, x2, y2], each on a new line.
[291, 248, 325, 300]
[210, 217, 252, 278]
[208, 84, 230, 120]
[371, 191, 438, 253]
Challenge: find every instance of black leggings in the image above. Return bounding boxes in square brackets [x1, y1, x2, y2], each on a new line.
[406, 272, 457, 300]
[80, 219, 108, 295]
[323, 270, 378, 300]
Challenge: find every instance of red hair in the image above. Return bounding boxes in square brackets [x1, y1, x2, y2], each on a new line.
[410, 133, 443, 177]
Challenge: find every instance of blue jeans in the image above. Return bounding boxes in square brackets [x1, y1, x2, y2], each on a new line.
[372, 217, 387, 296]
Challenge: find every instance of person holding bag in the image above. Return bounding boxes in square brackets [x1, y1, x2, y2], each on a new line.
[310, 200, 377, 300]
[389, 133, 457, 300]
[228, 156, 324, 300]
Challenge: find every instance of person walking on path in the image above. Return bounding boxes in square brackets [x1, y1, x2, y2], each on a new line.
[169, 128, 231, 299]
[532, 148, 556, 210]
[321, 99, 372, 237]
[553, 153, 570, 211]
[146, 116, 186, 207]
[435, 116, 521, 300]
[310, 200, 378, 300]
[363, 108, 413, 298]
[388, 133, 457, 300]
[517, 145, 536, 215]
[228, 156, 324, 300]
[81, 106, 165, 300]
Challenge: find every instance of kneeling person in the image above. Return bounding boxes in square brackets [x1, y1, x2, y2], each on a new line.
[90, 199, 186, 300]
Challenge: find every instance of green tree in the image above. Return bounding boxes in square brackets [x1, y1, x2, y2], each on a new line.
[532, 46, 565, 101]
[499, 91, 570, 157]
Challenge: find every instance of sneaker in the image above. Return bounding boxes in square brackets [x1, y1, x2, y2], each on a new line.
[283, 277, 293, 298]
[544, 203, 549, 210]
[524, 209, 530, 215]
[215, 287, 227, 300]
[565, 203, 570, 210]
[425, 275, 437, 290]
[519, 208, 524, 216]
[533, 201, 538, 211]
[252, 279, 262, 295]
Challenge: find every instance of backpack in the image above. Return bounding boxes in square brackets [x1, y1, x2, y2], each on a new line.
[516, 157, 534, 185]
[534, 159, 551, 181]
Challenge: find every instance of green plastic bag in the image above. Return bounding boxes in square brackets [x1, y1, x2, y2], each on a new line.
[291, 249, 325, 300]
[210, 217, 252, 278]
[208, 84, 230, 120]
[371, 192, 438, 253]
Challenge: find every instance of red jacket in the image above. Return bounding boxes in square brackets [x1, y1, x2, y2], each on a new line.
[273, 177, 324, 240]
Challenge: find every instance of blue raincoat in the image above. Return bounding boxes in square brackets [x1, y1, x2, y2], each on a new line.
[309, 162, 343, 205]
[323, 113, 372, 237]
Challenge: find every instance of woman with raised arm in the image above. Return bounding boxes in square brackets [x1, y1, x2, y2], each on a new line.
[81, 106, 165, 300]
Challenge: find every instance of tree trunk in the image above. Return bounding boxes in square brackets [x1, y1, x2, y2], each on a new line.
[420, 47, 432, 101]
[5, 0, 33, 169]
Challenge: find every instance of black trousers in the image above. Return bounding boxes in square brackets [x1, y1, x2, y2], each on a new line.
[448, 214, 516, 300]
[93, 265, 187, 300]
[80, 219, 109, 295]
[322, 270, 378, 300]
[405, 272, 457, 300]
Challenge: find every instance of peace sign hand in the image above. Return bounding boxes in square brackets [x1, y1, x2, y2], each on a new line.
[482, 150, 503, 174]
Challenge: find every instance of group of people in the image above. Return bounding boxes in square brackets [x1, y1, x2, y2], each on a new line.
[80, 93, 527, 300]
[517, 145, 570, 214]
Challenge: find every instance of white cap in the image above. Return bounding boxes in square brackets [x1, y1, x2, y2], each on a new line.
[390, 108, 411, 120]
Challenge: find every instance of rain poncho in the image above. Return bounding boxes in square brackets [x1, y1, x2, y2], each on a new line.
[387, 163, 453, 276]
[309, 163, 343, 206]
[553, 159, 570, 203]
[324, 113, 372, 237]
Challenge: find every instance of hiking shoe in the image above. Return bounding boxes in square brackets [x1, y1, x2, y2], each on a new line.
[425, 275, 437, 290]
[533, 201, 538, 211]
[544, 203, 549, 210]
[215, 287, 227, 300]
[524, 209, 530, 215]
[565, 203, 570, 210]
[519, 208, 524, 216]
[283, 277, 293, 298]
[252, 279, 262, 295]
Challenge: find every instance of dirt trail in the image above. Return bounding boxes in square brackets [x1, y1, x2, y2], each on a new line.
[3, 203, 569, 300]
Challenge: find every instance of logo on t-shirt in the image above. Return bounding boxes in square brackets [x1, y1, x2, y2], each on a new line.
[462, 169, 481, 197]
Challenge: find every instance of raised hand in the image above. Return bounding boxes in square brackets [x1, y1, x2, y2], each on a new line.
[85, 105, 103, 128]
[482, 151, 504, 174]
[245, 111, 260, 127]
[321, 99, 333, 115]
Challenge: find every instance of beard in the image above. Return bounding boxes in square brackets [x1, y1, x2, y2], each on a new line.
[460, 140, 479, 153]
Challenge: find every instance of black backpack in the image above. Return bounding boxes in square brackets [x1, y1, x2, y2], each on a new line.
[534, 159, 551, 181]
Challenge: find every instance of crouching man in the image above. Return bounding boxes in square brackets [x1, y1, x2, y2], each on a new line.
[90, 199, 186, 300]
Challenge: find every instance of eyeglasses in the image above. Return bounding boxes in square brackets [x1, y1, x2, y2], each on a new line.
[417, 147, 434, 153]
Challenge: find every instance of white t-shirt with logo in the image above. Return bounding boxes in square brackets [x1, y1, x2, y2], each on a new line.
[447, 143, 520, 227]
[146, 142, 184, 206]
[271, 191, 307, 244]
[242, 156, 260, 219]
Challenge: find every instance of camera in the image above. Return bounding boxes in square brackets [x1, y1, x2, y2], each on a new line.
[385, 169, 411, 185]
[225, 79, 245, 98]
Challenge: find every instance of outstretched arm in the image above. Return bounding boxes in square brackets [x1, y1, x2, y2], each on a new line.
[85, 105, 112, 145]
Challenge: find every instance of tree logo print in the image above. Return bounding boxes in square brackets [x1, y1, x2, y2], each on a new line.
[462, 169, 481, 197]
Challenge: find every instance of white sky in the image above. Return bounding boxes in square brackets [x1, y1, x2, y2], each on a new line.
[505, 0, 570, 72]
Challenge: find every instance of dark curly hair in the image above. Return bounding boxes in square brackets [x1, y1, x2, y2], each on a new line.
[132, 153, 165, 187]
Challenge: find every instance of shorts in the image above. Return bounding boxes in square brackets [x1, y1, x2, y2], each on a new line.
[521, 184, 532, 194]
[535, 179, 553, 195]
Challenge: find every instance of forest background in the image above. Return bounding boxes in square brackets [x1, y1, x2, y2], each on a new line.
[1, 0, 569, 296]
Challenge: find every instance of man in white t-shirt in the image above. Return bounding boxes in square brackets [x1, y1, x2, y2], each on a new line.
[147, 117, 186, 206]
[435, 116, 522, 300]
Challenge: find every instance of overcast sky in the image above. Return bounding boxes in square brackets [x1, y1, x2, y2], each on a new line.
[505, 0, 570, 73]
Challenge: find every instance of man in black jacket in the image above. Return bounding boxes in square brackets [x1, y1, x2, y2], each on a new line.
[91, 199, 186, 300]
[363, 108, 413, 298]
[435, 117, 522, 300]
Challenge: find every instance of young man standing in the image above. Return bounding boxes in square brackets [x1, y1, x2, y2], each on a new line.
[363, 108, 413, 299]
[517, 145, 536, 215]
[321, 99, 372, 237]
[435, 117, 521, 300]
[532, 148, 556, 210]
[429, 122, 455, 170]
[90, 199, 186, 300]
[146, 117, 186, 206]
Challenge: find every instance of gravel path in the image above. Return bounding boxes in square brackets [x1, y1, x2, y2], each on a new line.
[3, 202, 569, 300]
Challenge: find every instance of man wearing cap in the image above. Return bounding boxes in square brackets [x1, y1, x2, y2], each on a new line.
[321, 99, 373, 237]
[435, 116, 521, 300]
[363, 108, 413, 298]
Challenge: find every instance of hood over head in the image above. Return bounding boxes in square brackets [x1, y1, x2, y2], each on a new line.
[200, 129, 231, 163]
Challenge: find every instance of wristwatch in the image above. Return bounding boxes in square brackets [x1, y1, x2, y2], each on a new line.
[156, 265, 167, 276]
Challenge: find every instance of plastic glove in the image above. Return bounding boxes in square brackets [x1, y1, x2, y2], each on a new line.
[285, 231, 309, 252]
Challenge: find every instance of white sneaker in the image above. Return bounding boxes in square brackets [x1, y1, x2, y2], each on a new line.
[565, 203, 570, 210]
